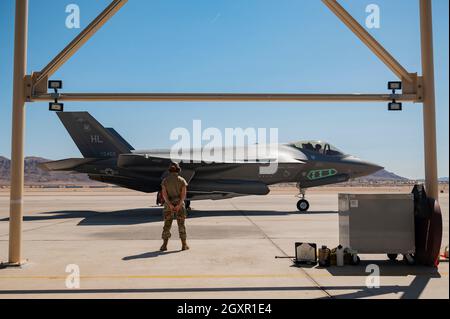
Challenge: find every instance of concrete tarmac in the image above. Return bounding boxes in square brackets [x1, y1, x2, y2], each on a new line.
[0, 188, 448, 299]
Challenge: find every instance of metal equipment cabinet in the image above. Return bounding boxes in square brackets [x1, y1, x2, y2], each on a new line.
[338, 194, 415, 262]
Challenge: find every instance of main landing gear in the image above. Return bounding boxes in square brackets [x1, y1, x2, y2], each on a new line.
[296, 186, 310, 212]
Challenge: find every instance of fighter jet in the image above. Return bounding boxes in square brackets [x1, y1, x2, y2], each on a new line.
[40, 112, 383, 212]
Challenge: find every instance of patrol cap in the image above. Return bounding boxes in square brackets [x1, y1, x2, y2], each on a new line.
[168, 162, 181, 173]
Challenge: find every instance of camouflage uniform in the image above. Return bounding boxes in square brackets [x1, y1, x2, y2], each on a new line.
[161, 172, 188, 241]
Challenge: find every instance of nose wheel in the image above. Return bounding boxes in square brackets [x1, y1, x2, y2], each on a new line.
[296, 185, 310, 212]
[297, 199, 310, 212]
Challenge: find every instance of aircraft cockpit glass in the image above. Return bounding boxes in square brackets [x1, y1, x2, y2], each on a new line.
[291, 141, 344, 157]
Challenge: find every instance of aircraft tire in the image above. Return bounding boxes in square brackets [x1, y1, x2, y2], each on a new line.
[297, 199, 310, 212]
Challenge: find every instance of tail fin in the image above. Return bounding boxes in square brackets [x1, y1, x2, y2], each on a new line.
[57, 112, 133, 158]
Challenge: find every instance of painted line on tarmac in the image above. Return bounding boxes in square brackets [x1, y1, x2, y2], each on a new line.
[1, 272, 445, 281]
[0, 273, 327, 280]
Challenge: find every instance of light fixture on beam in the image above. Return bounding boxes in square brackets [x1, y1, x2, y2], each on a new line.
[48, 80, 64, 112]
[49, 102, 64, 112]
[388, 81, 402, 111]
[48, 80, 63, 90]
[388, 81, 402, 91]
[388, 102, 402, 111]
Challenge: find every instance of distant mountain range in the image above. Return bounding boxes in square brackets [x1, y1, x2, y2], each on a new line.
[0, 156, 97, 186]
[0, 156, 447, 186]
[352, 168, 410, 182]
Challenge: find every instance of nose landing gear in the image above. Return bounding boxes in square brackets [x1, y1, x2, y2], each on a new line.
[296, 186, 310, 212]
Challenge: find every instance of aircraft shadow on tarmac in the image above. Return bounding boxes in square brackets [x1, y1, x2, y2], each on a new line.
[0, 209, 337, 226]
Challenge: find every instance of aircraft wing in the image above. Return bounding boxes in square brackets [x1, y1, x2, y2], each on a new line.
[118, 153, 274, 198]
[118, 153, 173, 172]
[118, 153, 242, 170]
[38, 158, 98, 171]
[117, 153, 244, 184]
[118, 153, 201, 183]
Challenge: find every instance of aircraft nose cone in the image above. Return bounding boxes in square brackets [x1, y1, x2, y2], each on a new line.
[365, 162, 384, 175]
[344, 157, 384, 178]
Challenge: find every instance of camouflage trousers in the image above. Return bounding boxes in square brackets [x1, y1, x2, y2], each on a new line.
[162, 204, 187, 241]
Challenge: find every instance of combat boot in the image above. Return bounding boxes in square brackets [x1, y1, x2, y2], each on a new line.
[181, 239, 190, 251]
[160, 239, 169, 251]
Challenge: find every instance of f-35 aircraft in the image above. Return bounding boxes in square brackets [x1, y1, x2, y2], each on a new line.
[40, 112, 383, 212]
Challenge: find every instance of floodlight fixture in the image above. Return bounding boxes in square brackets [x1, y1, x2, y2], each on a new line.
[48, 80, 64, 112]
[388, 102, 402, 111]
[388, 81, 403, 111]
[48, 80, 63, 90]
[388, 81, 402, 91]
[49, 102, 64, 112]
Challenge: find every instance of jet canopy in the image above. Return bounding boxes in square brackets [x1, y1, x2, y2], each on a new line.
[291, 141, 345, 157]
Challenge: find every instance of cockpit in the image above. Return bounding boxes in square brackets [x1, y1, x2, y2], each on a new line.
[290, 141, 345, 157]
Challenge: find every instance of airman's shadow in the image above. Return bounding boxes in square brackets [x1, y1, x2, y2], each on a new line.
[0, 209, 336, 226]
[122, 250, 181, 260]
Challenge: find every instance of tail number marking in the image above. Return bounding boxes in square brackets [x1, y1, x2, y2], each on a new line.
[90, 135, 104, 144]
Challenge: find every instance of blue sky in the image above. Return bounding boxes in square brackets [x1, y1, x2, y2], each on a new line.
[0, 0, 448, 179]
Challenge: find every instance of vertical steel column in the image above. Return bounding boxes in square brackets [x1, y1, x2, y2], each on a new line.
[420, 0, 439, 200]
[8, 0, 28, 265]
